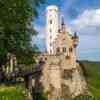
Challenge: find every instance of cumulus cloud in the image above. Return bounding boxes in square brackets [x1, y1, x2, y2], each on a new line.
[33, 6, 100, 60]
[71, 9, 100, 35]
[69, 9, 100, 61]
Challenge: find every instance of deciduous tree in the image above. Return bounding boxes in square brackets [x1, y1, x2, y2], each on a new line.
[0, 0, 45, 66]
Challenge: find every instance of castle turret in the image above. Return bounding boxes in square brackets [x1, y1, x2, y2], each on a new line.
[46, 5, 59, 54]
[61, 16, 66, 32]
[73, 32, 79, 48]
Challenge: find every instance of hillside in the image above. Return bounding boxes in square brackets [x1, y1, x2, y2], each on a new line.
[79, 61, 100, 100]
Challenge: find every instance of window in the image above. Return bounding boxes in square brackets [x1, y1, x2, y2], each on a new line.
[49, 9, 52, 12]
[63, 47, 66, 52]
[65, 55, 70, 59]
[50, 28, 52, 33]
[56, 47, 60, 53]
[63, 38, 65, 40]
[50, 20, 52, 24]
[50, 35, 52, 39]
[50, 43, 52, 46]
[69, 47, 73, 52]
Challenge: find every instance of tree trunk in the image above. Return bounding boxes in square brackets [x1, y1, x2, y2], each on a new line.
[24, 75, 33, 100]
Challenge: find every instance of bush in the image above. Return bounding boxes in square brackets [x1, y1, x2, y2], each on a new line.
[73, 94, 95, 100]
[0, 85, 25, 100]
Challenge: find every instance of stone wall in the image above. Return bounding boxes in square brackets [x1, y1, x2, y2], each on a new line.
[36, 54, 87, 100]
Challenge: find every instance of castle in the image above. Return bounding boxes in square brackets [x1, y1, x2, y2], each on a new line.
[36, 5, 87, 100]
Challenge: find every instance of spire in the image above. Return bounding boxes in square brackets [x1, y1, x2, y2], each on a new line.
[61, 16, 65, 32]
[74, 32, 78, 38]
[61, 16, 65, 26]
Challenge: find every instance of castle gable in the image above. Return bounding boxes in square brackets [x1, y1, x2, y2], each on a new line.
[53, 29, 74, 55]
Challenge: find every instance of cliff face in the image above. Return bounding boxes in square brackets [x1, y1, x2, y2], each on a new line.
[37, 54, 87, 100]
[62, 63, 87, 97]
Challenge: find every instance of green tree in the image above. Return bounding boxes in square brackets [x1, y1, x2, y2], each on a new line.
[0, 0, 45, 67]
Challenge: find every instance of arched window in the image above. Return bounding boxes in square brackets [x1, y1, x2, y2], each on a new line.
[69, 47, 73, 52]
[63, 47, 66, 52]
[50, 43, 52, 46]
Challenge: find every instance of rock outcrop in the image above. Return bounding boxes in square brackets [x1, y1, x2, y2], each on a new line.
[36, 54, 87, 100]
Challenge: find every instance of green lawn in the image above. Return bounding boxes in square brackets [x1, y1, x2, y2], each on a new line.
[0, 84, 25, 100]
[80, 61, 100, 100]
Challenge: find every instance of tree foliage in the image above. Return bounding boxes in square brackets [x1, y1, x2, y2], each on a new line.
[0, 0, 45, 66]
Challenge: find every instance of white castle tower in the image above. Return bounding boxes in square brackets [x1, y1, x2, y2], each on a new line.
[46, 5, 59, 54]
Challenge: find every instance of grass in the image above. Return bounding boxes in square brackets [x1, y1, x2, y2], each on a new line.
[80, 61, 100, 100]
[0, 61, 100, 100]
[0, 84, 25, 100]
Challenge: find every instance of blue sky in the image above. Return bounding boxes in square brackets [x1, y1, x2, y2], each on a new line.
[32, 0, 100, 61]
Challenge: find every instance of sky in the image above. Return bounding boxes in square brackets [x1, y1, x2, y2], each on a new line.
[32, 0, 100, 61]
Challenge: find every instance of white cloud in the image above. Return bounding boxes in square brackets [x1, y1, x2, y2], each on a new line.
[71, 9, 100, 35]
[70, 9, 100, 61]
[32, 8, 100, 60]
[34, 25, 45, 39]
[32, 25, 46, 51]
